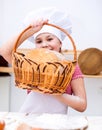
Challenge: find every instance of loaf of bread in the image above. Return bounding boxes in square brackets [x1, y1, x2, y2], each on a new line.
[25, 48, 65, 63]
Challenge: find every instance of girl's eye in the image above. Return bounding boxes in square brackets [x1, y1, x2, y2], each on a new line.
[47, 38, 53, 41]
[36, 40, 42, 44]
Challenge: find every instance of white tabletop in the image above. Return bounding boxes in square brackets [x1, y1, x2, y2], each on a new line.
[0, 112, 102, 130]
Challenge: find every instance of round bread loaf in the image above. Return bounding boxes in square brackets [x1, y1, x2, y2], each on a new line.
[25, 48, 65, 63]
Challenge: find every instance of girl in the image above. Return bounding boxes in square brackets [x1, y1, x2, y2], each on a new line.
[0, 7, 87, 114]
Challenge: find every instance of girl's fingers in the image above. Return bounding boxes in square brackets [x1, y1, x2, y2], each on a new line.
[30, 19, 49, 28]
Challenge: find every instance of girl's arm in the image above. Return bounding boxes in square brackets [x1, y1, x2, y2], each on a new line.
[0, 35, 20, 64]
[54, 78, 87, 112]
[0, 19, 48, 64]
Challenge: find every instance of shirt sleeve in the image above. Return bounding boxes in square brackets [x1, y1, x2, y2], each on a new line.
[72, 63, 84, 80]
[66, 63, 84, 94]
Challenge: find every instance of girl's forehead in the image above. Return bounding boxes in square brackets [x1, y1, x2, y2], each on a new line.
[35, 33, 56, 39]
[38, 33, 54, 37]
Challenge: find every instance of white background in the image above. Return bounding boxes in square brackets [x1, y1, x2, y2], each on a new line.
[0, 0, 102, 50]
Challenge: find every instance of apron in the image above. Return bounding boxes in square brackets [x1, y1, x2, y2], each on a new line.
[19, 91, 68, 114]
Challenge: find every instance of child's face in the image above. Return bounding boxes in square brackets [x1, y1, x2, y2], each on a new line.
[34, 33, 62, 52]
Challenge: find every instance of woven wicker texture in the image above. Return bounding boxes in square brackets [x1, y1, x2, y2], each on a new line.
[12, 23, 77, 94]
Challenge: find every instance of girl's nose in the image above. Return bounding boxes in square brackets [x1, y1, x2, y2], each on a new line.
[42, 42, 48, 47]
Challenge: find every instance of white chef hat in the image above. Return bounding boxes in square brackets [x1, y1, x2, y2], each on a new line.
[23, 7, 72, 43]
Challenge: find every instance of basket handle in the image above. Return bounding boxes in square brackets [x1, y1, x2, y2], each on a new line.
[13, 23, 77, 61]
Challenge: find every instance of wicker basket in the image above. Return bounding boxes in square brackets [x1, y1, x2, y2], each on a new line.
[12, 23, 77, 94]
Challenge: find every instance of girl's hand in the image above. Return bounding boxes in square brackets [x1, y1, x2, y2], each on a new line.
[30, 18, 49, 33]
[22, 19, 49, 40]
